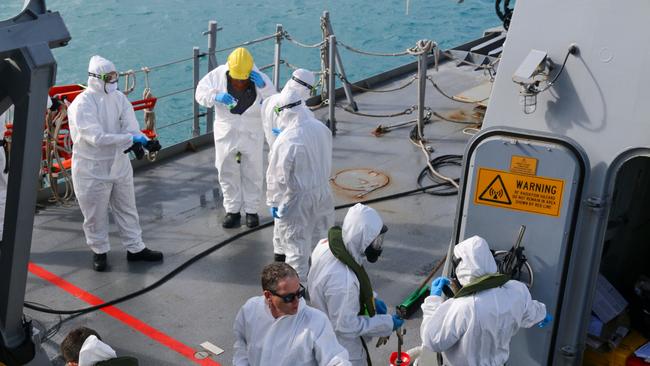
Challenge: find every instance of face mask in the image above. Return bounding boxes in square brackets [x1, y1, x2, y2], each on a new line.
[365, 224, 388, 263]
[105, 83, 118, 94]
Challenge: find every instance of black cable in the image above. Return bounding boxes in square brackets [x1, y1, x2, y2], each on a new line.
[24, 182, 450, 316]
[495, 0, 513, 30]
[417, 155, 463, 196]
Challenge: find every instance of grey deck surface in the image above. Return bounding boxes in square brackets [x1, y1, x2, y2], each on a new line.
[24, 59, 489, 365]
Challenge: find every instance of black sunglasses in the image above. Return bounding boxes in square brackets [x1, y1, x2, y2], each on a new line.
[269, 284, 306, 303]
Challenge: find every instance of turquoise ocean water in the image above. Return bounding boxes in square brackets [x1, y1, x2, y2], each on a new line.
[2, 0, 497, 145]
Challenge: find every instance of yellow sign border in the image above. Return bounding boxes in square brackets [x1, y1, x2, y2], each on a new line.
[473, 167, 564, 217]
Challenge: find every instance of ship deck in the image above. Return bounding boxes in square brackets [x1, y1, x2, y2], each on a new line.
[24, 48, 494, 365]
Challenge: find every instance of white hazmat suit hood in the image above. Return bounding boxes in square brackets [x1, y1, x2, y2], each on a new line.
[274, 87, 312, 130]
[341, 203, 384, 265]
[419, 235, 546, 366]
[453, 235, 498, 286]
[87, 55, 118, 94]
[78, 335, 117, 366]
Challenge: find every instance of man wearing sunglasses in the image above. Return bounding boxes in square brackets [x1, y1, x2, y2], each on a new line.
[266, 87, 334, 280]
[233, 262, 351, 366]
[308, 204, 401, 366]
[68, 55, 163, 271]
[421, 236, 549, 366]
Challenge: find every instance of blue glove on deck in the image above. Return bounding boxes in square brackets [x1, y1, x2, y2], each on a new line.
[392, 314, 404, 330]
[270, 207, 280, 219]
[249, 70, 266, 88]
[215, 92, 236, 106]
[430, 276, 450, 296]
[374, 298, 387, 315]
[132, 134, 148, 145]
[272, 127, 282, 136]
[537, 314, 553, 328]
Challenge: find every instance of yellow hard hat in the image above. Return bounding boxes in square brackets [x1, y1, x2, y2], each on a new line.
[227, 47, 254, 80]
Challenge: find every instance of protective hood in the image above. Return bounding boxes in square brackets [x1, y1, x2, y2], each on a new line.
[453, 235, 498, 286]
[87, 55, 117, 94]
[78, 335, 117, 366]
[275, 87, 311, 130]
[284, 68, 315, 102]
[341, 203, 383, 264]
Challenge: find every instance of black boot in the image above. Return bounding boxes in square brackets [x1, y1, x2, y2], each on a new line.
[274, 253, 286, 262]
[245, 213, 259, 228]
[222, 212, 241, 228]
[93, 253, 107, 272]
[127, 248, 164, 262]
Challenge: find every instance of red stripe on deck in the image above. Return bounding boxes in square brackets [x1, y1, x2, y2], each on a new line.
[28, 262, 221, 366]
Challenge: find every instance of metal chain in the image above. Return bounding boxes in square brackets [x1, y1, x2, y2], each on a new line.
[157, 112, 207, 130]
[432, 111, 479, 125]
[336, 40, 411, 57]
[335, 104, 417, 118]
[212, 32, 281, 54]
[340, 74, 417, 93]
[427, 76, 489, 104]
[282, 31, 326, 49]
[156, 87, 194, 100]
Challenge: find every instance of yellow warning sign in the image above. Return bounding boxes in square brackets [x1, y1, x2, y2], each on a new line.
[510, 155, 538, 175]
[474, 168, 564, 217]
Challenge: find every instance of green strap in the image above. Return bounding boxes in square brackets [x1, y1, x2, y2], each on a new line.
[328, 226, 376, 316]
[454, 273, 510, 298]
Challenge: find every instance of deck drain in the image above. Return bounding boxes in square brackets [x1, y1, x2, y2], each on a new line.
[331, 168, 390, 198]
[194, 351, 210, 359]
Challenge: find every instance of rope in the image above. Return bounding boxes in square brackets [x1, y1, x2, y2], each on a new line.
[335, 104, 417, 118]
[282, 31, 326, 49]
[418, 140, 459, 189]
[212, 32, 281, 54]
[406, 39, 436, 56]
[157, 113, 207, 131]
[337, 41, 411, 57]
[427, 76, 490, 104]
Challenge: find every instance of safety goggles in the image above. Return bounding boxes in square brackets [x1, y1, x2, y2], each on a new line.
[450, 254, 462, 281]
[273, 100, 302, 115]
[291, 76, 314, 91]
[270, 284, 306, 303]
[369, 225, 388, 251]
[88, 71, 119, 84]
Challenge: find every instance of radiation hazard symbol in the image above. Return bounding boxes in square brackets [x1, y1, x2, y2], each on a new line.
[473, 167, 564, 217]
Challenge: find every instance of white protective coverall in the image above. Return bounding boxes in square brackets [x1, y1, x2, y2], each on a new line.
[233, 296, 351, 366]
[261, 68, 315, 148]
[78, 335, 117, 366]
[307, 204, 394, 365]
[68, 56, 146, 254]
[266, 88, 334, 280]
[420, 235, 547, 366]
[195, 64, 274, 214]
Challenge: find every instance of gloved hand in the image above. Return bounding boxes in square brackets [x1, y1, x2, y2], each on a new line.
[144, 139, 162, 153]
[132, 134, 148, 145]
[270, 207, 280, 219]
[537, 314, 553, 328]
[392, 314, 404, 331]
[374, 298, 387, 315]
[430, 277, 450, 297]
[249, 70, 266, 88]
[271, 127, 282, 137]
[124, 143, 145, 160]
[215, 92, 236, 107]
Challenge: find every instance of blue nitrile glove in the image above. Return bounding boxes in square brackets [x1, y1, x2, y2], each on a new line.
[215, 92, 235, 106]
[430, 276, 450, 296]
[249, 70, 266, 88]
[270, 207, 280, 219]
[374, 298, 387, 315]
[132, 134, 148, 145]
[271, 127, 282, 137]
[392, 314, 404, 331]
[537, 314, 553, 328]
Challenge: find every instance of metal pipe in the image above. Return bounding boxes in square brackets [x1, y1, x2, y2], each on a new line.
[206, 21, 217, 132]
[192, 46, 200, 137]
[328, 35, 337, 135]
[417, 49, 427, 140]
[273, 24, 283, 92]
[323, 12, 358, 111]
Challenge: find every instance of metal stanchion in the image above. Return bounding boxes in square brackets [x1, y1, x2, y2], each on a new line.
[328, 35, 337, 135]
[273, 24, 283, 92]
[192, 46, 200, 137]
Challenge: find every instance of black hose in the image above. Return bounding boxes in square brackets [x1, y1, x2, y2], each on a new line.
[24, 182, 451, 316]
[416, 154, 463, 196]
